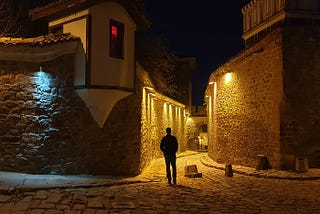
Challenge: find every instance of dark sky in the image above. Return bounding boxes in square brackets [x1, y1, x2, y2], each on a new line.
[143, 1, 251, 105]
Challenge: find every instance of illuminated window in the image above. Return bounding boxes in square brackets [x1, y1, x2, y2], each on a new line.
[110, 19, 124, 58]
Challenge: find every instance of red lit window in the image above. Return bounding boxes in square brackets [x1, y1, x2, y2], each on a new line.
[112, 26, 118, 39]
[110, 20, 124, 58]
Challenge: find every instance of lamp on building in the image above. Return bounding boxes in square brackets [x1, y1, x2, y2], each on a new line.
[144, 86, 154, 91]
[149, 93, 157, 98]
[225, 73, 232, 84]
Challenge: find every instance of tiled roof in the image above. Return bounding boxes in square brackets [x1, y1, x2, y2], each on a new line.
[29, 0, 151, 30]
[0, 33, 79, 47]
[29, 0, 93, 18]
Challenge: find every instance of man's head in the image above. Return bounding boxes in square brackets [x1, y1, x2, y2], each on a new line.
[166, 127, 171, 134]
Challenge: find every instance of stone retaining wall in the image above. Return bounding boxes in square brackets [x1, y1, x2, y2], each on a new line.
[0, 47, 144, 175]
[281, 25, 320, 169]
[206, 25, 320, 170]
[0, 45, 187, 175]
[206, 29, 283, 169]
[138, 64, 187, 170]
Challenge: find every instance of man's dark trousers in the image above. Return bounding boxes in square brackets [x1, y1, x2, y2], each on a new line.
[164, 154, 176, 184]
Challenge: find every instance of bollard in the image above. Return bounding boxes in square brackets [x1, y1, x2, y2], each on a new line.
[256, 154, 269, 170]
[225, 164, 233, 177]
[295, 157, 309, 172]
[184, 165, 202, 178]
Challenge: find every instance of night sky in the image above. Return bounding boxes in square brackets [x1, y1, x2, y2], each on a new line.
[144, 1, 251, 105]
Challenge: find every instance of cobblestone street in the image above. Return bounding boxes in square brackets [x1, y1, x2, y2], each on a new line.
[0, 152, 320, 214]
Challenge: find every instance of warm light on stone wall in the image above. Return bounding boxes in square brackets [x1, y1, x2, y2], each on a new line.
[140, 84, 186, 169]
[205, 31, 284, 169]
[139, 61, 187, 171]
[225, 73, 232, 84]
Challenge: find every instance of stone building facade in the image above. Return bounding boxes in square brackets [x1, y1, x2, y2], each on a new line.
[205, 0, 320, 170]
[174, 57, 196, 111]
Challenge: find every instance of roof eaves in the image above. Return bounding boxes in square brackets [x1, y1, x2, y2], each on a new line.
[29, 0, 151, 30]
[0, 33, 79, 47]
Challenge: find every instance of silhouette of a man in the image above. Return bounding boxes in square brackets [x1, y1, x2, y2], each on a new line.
[160, 127, 178, 185]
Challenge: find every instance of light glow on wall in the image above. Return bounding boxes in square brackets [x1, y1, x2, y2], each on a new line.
[141, 85, 185, 156]
[163, 102, 167, 109]
[144, 86, 154, 91]
[34, 71, 51, 90]
[32, 69, 55, 108]
[225, 73, 232, 84]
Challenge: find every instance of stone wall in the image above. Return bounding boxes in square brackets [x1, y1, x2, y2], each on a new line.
[206, 29, 284, 169]
[0, 42, 188, 176]
[0, 55, 86, 174]
[206, 25, 320, 170]
[0, 47, 189, 176]
[0, 53, 142, 175]
[138, 64, 187, 170]
[281, 25, 320, 169]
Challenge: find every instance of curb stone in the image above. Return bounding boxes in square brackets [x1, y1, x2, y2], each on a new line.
[200, 155, 320, 180]
[0, 179, 152, 193]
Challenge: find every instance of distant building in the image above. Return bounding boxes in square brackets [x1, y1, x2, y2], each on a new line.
[175, 57, 196, 111]
[205, 0, 320, 170]
[173, 57, 208, 152]
[185, 106, 208, 151]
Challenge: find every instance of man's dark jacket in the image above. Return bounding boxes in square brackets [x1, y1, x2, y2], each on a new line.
[160, 134, 178, 155]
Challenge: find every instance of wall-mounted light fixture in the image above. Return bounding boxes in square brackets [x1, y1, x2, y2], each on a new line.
[149, 93, 156, 97]
[144, 86, 154, 91]
[225, 73, 232, 84]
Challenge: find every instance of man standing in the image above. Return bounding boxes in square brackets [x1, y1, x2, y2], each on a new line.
[160, 127, 178, 185]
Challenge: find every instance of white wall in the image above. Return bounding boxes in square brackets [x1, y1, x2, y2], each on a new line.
[49, 11, 88, 86]
[89, 2, 136, 89]
[48, 2, 137, 128]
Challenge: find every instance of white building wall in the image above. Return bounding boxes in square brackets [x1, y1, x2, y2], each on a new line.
[89, 2, 136, 89]
[49, 11, 89, 87]
[48, 2, 137, 128]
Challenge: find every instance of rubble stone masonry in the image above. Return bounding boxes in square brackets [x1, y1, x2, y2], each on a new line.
[0, 53, 143, 175]
[281, 25, 320, 169]
[207, 29, 284, 169]
[138, 64, 186, 171]
[207, 25, 320, 170]
[0, 45, 187, 175]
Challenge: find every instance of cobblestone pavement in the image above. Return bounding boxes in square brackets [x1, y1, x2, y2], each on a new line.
[0, 152, 320, 214]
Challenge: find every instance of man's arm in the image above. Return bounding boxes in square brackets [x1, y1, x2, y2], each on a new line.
[160, 137, 166, 152]
[174, 136, 178, 153]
